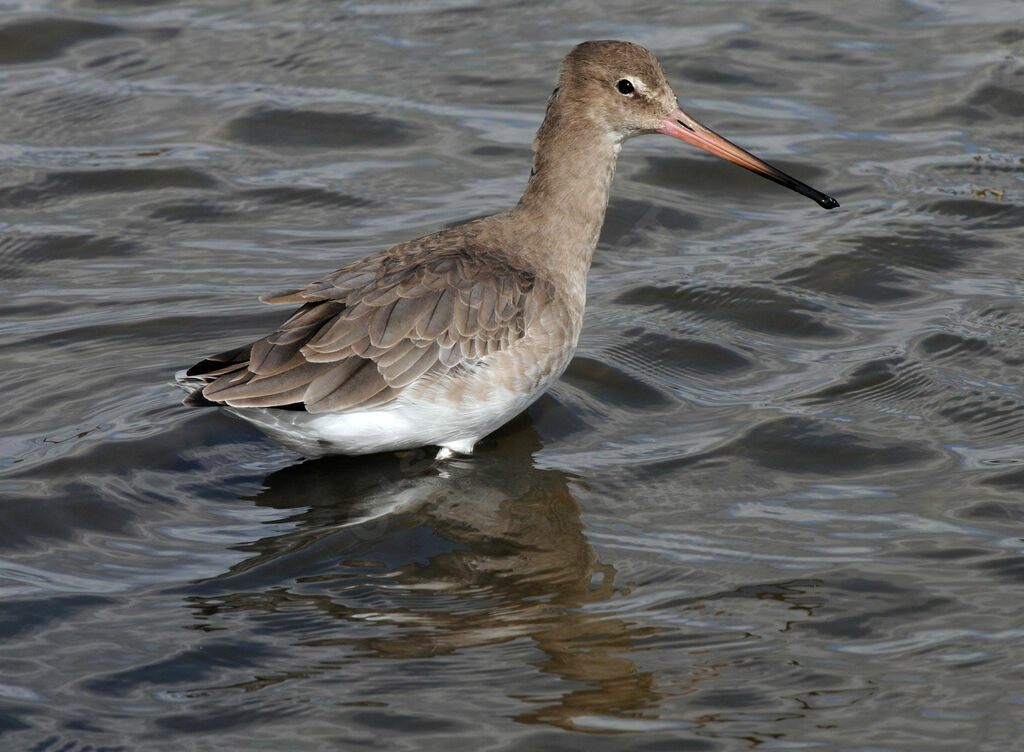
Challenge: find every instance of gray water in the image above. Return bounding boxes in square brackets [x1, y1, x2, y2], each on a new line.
[2, 1, 1023, 749]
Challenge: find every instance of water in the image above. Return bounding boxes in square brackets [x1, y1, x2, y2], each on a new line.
[2, 0, 1023, 749]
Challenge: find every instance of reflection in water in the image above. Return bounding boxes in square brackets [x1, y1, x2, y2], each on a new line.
[175, 422, 845, 735]
[184, 422, 666, 730]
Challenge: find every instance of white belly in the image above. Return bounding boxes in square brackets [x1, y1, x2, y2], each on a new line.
[179, 342, 572, 457]
[224, 375, 549, 458]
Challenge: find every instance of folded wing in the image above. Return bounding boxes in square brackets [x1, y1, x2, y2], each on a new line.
[185, 235, 549, 413]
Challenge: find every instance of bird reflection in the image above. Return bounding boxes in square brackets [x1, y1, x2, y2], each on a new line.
[185, 416, 663, 730]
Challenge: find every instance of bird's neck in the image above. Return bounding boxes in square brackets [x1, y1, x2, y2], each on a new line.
[505, 95, 622, 302]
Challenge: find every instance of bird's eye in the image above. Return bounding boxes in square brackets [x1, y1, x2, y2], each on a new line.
[616, 79, 635, 95]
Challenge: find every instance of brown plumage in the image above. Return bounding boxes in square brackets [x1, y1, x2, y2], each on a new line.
[186, 221, 555, 413]
[178, 41, 837, 458]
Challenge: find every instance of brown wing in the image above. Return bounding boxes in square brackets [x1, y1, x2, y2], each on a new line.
[185, 231, 549, 413]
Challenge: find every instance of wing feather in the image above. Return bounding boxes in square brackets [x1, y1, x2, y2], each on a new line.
[383, 343, 440, 388]
[373, 338, 419, 369]
[204, 360, 320, 400]
[249, 337, 305, 376]
[185, 224, 552, 414]
[306, 359, 390, 412]
[304, 357, 366, 405]
[419, 287, 457, 339]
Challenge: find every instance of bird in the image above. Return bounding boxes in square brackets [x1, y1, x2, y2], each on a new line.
[177, 40, 838, 459]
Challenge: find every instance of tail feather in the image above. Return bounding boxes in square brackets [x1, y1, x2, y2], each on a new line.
[185, 344, 252, 377]
[179, 344, 253, 407]
[183, 388, 218, 407]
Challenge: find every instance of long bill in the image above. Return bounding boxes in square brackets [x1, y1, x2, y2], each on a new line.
[658, 106, 839, 210]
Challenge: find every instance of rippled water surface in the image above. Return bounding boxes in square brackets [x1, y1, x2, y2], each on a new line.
[2, 1, 1023, 749]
